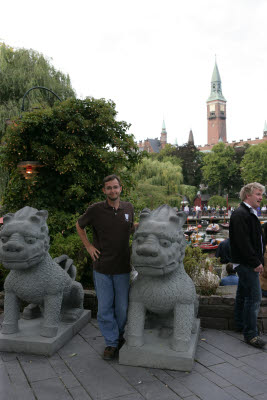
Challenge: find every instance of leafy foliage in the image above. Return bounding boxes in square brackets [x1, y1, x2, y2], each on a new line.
[128, 183, 169, 213]
[133, 157, 183, 194]
[208, 195, 227, 208]
[201, 142, 239, 195]
[0, 166, 9, 207]
[240, 142, 267, 185]
[129, 157, 185, 213]
[151, 143, 183, 166]
[1, 97, 142, 233]
[0, 42, 75, 136]
[184, 246, 220, 295]
[165, 143, 203, 187]
[180, 184, 198, 204]
[129, 155, 198, 213]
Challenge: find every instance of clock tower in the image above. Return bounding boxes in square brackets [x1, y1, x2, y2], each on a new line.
[207, 60, 227, 145]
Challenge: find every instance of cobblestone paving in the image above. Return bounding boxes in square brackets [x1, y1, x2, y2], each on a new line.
[1, 315, 267, 400]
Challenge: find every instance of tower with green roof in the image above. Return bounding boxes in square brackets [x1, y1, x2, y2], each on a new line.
[160, 119, 167, 148]
[207, 60, 227, 145]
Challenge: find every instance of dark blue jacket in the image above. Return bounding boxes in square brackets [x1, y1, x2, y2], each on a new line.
[220, 275, 239, 286]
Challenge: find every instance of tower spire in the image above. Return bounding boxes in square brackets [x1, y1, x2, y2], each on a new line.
[160, 119, 167, 149]
[162, 119, 167, 133]
[188, 129, 194, 145]
[207, 58, 226, 102]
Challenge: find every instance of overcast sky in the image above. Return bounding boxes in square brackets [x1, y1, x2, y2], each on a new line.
[1, 0, 267, 146]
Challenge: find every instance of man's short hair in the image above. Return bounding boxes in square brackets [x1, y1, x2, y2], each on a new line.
[239, 182, 265, 202]
[103, 174, 121, 187]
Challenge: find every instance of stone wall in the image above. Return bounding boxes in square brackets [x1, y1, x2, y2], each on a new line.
[199, 295, 267, 333]
[1, 290, 267, 333]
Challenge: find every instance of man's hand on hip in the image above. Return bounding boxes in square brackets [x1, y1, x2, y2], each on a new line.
[86, 244, 101, 262]
[254, 264, 264, 274]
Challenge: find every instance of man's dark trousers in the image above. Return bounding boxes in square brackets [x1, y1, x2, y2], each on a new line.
[235, 264, 262, 340]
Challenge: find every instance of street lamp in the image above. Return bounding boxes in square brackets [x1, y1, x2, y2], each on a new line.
[17, 161, 43, 180]
[20, 86, 61, 116]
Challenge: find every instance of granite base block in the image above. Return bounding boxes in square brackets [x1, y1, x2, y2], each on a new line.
[119, 319, 200, 372]
[0, 310, 91, 356]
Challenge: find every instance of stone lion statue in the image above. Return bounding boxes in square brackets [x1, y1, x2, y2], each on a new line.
[0, 206, 84, 338]
[127, 204, 198, 352]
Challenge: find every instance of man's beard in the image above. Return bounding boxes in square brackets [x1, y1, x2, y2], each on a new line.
[107, 194, 119, 201]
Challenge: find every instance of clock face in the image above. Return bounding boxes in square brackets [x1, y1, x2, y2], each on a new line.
[220, 104, 225, 111]
[210, 104, 215, 112]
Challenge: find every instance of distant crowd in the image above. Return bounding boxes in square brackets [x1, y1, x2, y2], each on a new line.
[183, 204, 267, 218]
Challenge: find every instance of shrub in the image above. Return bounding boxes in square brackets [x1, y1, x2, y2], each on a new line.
[47, 210, 80, 238]
[184, 245, 220, 295]
[208, 195, 227, 208]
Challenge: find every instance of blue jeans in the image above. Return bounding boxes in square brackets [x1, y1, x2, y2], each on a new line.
[93, 270, 130, 347]
[235, 264, 262, 340]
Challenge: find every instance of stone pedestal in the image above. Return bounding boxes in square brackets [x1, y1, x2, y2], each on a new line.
[119, 319, 200, 372]
[0, 310, 91, 356]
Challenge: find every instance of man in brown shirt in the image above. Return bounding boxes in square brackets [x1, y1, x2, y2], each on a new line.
[76, 174, 134, 360]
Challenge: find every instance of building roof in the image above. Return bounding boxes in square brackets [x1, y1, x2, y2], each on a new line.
[198, 136, 267, 152]
[147, 138, 161, 153]
[201, 194, 210, 201]
[211, 60, 221, 82]
[188, 129, 194, 144]
[207, 60, 226, 102]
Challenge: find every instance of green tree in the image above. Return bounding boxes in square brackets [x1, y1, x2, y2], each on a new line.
[129, 157, 197, 212]
[208, 195, 227, 208]
[240, 142, 267, 185]
[152, 143, 182, 166]
[0, 97, 141, 233]
[201, 142, 239, 195]
[179, 185, 198, 204]
[0, 165, 9, 207]
[166, 143, 203, 187]
[0, 42, 75, 136]
[134, 157, 183, 194]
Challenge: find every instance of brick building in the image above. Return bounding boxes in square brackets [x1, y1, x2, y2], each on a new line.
[137, 120, 167, 153]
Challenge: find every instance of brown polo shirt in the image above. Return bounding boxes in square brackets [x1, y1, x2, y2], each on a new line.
[78, 200, 134, 274]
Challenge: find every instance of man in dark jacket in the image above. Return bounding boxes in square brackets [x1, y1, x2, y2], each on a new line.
[229, 182, 266, 348]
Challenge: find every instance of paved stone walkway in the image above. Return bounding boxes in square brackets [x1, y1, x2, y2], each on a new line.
[1, 316, 267, 400]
